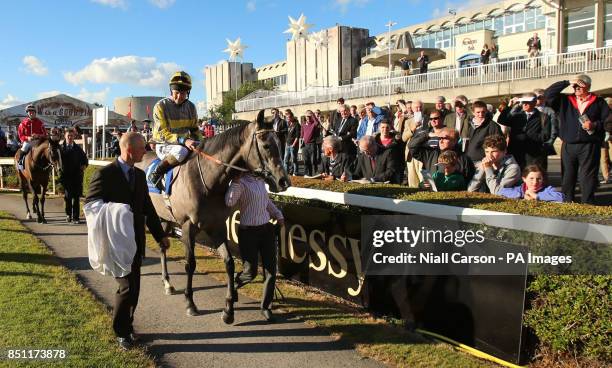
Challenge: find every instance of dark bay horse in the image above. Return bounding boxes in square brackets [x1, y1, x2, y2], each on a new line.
[15, 136, 63, 223]
[136, 110, 290, 322]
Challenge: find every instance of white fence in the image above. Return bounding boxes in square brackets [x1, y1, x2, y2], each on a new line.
[235, 46, 612, 112]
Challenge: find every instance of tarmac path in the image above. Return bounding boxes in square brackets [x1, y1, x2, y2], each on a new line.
[0, 194, 382, 368]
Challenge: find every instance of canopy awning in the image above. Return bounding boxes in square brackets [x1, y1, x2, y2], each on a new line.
[361, 47, 446, 67]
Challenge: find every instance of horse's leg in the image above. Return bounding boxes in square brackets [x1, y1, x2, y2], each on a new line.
[32, 187, 42, 223]
[39, 185, 47, 224]
[218, 242, 235, 324]
[160, 221, 176, 294]
[21, 184, 31, 220]
[181, 221, 199, 316]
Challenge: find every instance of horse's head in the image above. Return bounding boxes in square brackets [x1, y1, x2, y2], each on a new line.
[45, 137, 63, 173]
[242, 110, 291, 192]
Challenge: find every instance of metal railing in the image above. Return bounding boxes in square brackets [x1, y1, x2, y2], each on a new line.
[235, 46, 612, 112]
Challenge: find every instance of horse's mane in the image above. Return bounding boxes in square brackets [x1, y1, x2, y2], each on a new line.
[200, 121, 251, 155]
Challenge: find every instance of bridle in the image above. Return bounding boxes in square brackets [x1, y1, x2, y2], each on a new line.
[195, 127, 278, 190]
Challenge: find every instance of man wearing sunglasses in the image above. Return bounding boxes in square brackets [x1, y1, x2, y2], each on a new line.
[544, 74, 610, 204]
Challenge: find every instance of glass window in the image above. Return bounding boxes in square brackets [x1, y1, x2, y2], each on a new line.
[505, 13, 514, 27]
[526, 9, 536, 31]
[475, 21, 483, 30]
[565, 5, 596, 48]
[494, 16, 504, 34]
[484, 19, 493, 30]
[459, 24, 467, 34]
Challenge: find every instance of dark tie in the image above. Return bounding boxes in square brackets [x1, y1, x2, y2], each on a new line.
[128, 167, 135, 191]
[370, 156, 376, 172]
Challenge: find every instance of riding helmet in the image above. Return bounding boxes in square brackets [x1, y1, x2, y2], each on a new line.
[169, 71, 192, 92]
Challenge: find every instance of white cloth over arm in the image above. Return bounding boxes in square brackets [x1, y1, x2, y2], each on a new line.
[84, 200, 137, 277]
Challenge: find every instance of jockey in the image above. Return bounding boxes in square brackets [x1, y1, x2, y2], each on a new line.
[148, 71, 201, 189]
[16, 104, 47, 168]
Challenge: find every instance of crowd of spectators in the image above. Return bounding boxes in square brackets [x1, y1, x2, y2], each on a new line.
[269, 74, 611, 205]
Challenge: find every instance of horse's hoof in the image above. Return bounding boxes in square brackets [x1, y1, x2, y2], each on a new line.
[37, 218, 43, 223]
[222, 310, 235, 324]
[231, 290, 239, 303]
[41, 219, 47, 224]
[26, 213, 32, 220]
[186, 306, 200, 316]
[165, 286, 175, 295]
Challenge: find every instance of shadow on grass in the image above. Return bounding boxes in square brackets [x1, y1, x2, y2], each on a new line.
[0, 252, 59, 266]
[0, 271, 52, 278]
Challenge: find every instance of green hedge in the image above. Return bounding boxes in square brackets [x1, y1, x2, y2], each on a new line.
[5, 165, 612, 363]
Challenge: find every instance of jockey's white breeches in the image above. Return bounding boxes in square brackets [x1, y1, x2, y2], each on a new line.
[21, 141, 31, 152]
[155, 144, 189, 162]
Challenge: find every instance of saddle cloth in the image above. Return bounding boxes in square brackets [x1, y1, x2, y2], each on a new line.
[145, 158, 174, 195]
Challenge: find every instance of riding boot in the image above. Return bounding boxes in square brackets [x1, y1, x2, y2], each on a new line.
[16, 150, 25, 170]
[148, 156, 179, 191]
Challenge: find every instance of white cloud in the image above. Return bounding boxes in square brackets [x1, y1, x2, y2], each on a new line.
[333, 0, 369, 14]
[77, 87, 111, 104]
[0, 94, 23, 110]
[246, 0, 256, 11]
[149, 0, 176, 9]
[91, 0, 127, 9]
[64, 56, 180, 89]
[22, 56, 48, 76]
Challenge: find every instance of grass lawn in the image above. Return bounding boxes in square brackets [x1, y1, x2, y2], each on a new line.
[0, 211, 154, 368]
[146, 235, 495, 368]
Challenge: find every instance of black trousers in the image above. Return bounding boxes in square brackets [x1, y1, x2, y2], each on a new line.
[63, 185, 81, 220]
[236, 223, 276, 310]
[561, 142, 600, 204]
[302, 143, 317, 176]
[113, 253, 142, 338]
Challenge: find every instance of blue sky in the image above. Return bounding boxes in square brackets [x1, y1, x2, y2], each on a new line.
[0, 0, 484, 114]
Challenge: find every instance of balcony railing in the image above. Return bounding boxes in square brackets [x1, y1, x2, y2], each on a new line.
[235, 46, 612, 112]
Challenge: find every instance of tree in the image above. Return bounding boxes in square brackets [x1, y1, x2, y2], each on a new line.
[213, 80, 275, 123]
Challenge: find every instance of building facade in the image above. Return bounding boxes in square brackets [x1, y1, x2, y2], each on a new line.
[113, 96, 164, 122]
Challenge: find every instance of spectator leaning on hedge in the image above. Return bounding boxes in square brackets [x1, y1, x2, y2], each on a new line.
[468, 134, 520, 193]
[545, 74, 610, 204]
[375, 120, 403, 182]
[409, 127, 475, 182]
[423, 150, 466, 191]
[497, 93, 550, 171]
[464, 100, 503, 163]
[345, 135, 397, 183]
[320, 136, 353, 181]
[498, 165, 563, 202]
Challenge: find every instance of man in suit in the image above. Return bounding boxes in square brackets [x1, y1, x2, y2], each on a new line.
[86, 132, 170, 350]
[60, 128, 89, 224]
[332, 104, 358, 158]
[345, 135, 398, 183]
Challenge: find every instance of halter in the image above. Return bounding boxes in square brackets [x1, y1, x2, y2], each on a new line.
[195, 126, 277, 187]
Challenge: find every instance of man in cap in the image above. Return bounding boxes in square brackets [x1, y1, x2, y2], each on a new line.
[497, 93, 550, 170]
[435, 96, 450, 121]
[534, 88, 559, 156]
[16, 104, 47, 169]
[545, 74, 610, 203]
[443, 95, 470, 141]
[149, 71, 201, 190]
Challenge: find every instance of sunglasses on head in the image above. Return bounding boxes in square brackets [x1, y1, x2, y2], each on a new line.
[429, 116, 440, 120]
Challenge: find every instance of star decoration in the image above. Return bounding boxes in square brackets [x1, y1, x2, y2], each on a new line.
[223, 38, 247, 60]
[284, 13, 312, 41]
[309, 30, 329, 49]
[373, 35, 395, 52]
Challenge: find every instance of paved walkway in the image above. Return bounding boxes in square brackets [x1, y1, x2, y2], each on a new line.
[1, 195, 381, 368]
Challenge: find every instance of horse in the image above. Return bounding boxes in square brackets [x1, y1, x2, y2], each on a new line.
[135, 110, 290, 322]
[15, 136, 63, 223]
